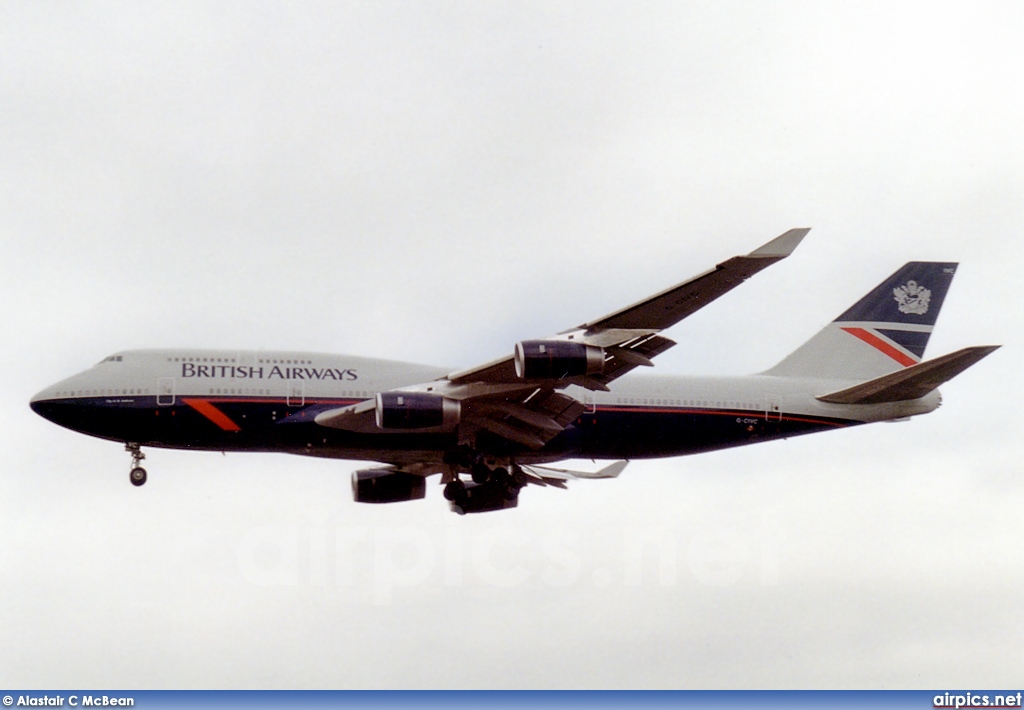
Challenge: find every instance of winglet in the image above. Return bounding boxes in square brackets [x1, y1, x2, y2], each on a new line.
[747, 228, 811, 258]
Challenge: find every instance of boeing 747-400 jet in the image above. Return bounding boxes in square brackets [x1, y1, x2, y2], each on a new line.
[31, 229, 998, 513]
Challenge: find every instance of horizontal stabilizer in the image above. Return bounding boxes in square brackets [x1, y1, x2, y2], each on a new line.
[816, 346, 1000, 404]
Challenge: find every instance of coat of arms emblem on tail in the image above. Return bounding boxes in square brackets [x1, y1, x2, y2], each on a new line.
[893, 280, 931, 315]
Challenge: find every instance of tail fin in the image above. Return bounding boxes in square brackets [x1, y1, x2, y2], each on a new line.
[764, 262, 958, 380]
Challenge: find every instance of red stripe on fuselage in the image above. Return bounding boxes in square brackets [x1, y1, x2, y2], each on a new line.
[182, 398, 242, 431]
[840, 327, 917, 367]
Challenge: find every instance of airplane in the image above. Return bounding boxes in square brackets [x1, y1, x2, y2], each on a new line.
[30, 229, 999, 514]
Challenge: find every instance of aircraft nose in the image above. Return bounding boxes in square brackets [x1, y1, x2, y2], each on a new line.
[30, 376, 86, 426]
[30, 386, 60, 423]
[31, 384, 51, 407]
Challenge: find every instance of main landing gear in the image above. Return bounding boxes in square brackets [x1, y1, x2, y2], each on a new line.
[442, 460, 529, 514]
[126, 442, 147, 487]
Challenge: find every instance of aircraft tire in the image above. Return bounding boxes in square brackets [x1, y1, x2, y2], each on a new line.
[130, 467, 147, 487]
[470, 463, 491, 484]
[443, 480, 464, 501]
[511, 468, 528, 488]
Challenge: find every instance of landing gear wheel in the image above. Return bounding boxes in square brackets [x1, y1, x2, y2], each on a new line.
[471, 463, 491, 484]
[125, 442, 147, 487]
[443, 480, 466, 501]
[511, 465, 528, 489]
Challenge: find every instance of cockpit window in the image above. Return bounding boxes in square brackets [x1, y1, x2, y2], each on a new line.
[97, 355, 124, 364]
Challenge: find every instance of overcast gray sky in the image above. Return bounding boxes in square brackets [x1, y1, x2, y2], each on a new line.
[2, 1, 1022, 689]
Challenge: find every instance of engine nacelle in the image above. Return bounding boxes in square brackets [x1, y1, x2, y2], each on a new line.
[514, 340, 605, 380]
[352, 468, 426, 504]
[375, 391, 461, 430]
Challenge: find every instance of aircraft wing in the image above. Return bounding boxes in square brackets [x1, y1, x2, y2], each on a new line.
[448, 228, 809, 389]
[318, 229, 808, 450]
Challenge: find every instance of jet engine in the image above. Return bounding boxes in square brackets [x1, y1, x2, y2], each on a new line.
[514, 339, 605, 380]
[375, 392, 460, 430]
[352, 468, 427, 504]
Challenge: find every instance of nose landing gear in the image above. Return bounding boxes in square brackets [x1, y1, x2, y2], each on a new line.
[125, 442, 147, 487]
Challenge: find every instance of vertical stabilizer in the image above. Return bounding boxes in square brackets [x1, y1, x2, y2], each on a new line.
[764, 262, 958, 380]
